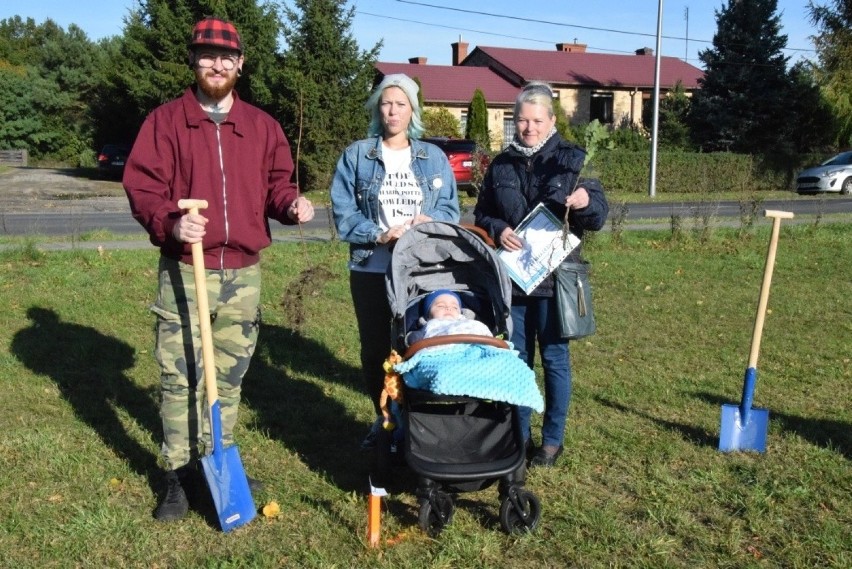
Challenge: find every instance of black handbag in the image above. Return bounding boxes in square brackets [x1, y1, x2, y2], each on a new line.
[554, 261, 596, 340]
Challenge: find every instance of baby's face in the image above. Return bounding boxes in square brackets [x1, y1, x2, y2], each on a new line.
[429, 294, 461, 320]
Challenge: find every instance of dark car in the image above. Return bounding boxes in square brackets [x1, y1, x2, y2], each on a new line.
[421, 137, 490, 194]
[97, 144, 131, 179]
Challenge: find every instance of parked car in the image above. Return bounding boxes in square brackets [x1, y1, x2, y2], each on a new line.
[796, 151, 852, 195]
[421, 137, 490, 195]
[97, 144, 131, 179]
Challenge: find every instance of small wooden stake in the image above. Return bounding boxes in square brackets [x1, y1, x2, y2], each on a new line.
[367, 493, 382, 547]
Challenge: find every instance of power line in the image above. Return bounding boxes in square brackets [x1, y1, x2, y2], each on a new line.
[394, 0, 816, 54]
[358, 11, 639, 56]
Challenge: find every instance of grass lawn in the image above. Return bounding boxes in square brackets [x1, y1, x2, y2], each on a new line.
[0, 221, 849, 568]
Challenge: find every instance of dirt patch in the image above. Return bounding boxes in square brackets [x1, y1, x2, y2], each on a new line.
[0, 167, 129, 213]
[279, 265, 336, 334]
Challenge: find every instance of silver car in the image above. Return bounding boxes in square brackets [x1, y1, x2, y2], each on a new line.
[796, 151, 852, 195]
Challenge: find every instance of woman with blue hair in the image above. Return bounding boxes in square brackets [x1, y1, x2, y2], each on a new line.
[331, 73, 460, 450]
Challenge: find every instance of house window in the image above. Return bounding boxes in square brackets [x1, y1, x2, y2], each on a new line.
[459, 111, 468, 138]
[590, 92, 614, 124]
[503, 114, 515, 148]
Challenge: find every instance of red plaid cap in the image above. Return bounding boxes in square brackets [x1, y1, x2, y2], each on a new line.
[189, 17, 242, 54]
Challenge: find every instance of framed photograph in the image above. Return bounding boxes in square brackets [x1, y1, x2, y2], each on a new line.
[496, 203, 580, 294]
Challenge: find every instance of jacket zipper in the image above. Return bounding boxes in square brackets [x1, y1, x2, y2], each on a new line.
[215, 124, 229, 269]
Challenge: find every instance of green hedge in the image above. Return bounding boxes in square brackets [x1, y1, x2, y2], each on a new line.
[592, 150, 793, 194]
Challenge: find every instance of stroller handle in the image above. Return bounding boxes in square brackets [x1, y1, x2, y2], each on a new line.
[404, 335, 510, 359]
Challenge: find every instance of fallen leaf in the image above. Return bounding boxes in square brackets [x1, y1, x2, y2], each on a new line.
[262, 500, 280, 518]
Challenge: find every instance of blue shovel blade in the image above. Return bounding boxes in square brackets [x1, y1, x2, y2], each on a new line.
[201, 444, 257, 532]
[719, 404, 769, 453]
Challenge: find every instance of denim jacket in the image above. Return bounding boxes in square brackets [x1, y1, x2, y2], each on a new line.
[330, 135, 460, 266]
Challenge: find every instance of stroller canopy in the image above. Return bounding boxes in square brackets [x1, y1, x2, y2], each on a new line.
[386, 222, 513, 339]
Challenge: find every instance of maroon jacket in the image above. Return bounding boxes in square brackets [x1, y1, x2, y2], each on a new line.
[124, 87, 300, 269]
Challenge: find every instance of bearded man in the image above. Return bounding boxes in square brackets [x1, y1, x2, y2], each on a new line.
[123, 17, 314, 522]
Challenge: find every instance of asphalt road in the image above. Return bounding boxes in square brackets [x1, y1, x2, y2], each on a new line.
[3, 198, 851, 238]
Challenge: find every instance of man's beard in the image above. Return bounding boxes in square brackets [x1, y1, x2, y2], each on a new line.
[195, 69, 238, 101]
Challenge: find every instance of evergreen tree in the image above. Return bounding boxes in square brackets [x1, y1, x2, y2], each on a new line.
[465, 88, 490, 149]
[552, 97, 572, 140]
[655, 81, 693, 150]
[786, 62, 837, 154]
[688, 0, 792, 156]
[411, 76, 425, 110]
[93, 0, 283, 147]
[276, 0, 381, 192]
[0, 17, 103, 163]
[808, 0, 852, 146]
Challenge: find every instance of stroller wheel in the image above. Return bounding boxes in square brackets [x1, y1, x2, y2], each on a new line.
[499, 488, 541, 534]
[418, 491, 454, 537]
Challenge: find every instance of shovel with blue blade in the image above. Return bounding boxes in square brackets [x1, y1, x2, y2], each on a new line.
[719, 210, 794, 453]
[178, 199, 256, 531]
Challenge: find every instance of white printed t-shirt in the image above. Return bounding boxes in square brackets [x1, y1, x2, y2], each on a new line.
[352, 144, 423, 272]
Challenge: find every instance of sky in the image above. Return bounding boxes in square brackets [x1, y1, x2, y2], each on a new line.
[1, 0, 820, 69]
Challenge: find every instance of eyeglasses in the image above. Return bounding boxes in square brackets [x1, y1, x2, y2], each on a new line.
[196, 53, 239, 70]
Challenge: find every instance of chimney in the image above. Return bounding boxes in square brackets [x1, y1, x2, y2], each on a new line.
[408, 57, 428, 65]
[635, 47, 654, 56]
[452, 38, 469, 66]
[556, 42, 587, 53]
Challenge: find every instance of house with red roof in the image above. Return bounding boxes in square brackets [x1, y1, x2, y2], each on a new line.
[375, 40, 703, 149]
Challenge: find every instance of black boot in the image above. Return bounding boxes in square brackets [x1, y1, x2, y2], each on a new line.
[153, 466, 194, 521]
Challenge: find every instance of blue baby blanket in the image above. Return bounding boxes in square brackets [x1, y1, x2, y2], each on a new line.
[394, 344, 544, 412]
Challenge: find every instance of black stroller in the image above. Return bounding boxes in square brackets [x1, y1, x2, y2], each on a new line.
[377, 221, 541, 535]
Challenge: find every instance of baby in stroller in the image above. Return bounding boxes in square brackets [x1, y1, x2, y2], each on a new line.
[395, 289, 543, 414]
[406, 289, 493, 344]
[377, 221, 544, 535]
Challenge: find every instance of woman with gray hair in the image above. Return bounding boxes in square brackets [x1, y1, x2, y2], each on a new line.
[474, 81, 609, 467]
[330, 73, 460, 450]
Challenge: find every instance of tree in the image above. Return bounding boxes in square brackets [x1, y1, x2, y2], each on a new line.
[0, 17, 45, 66]
[276, 0, 381, 192]
[93, 0, 283, 147]
[411, 75, 425, 110]
[807, 0, 852, 146]
[423, 107, 461, 137]
[552, 97, 572, 140]
[688, 0, 792, 156]
[465, 88, 490, 149]
[0, 18, 103, 163]
[0, 65, 60, 155]
[653, 81, 693, 150]
[786, 62, 837, 154]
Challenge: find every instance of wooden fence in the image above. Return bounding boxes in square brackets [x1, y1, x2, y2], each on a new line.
[0, 149, 28, 167]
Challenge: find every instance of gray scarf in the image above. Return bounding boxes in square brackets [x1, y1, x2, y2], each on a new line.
[509, 126, 558, 157]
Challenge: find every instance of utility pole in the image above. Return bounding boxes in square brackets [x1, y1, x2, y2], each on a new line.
[684, 6, 689, 62]
[649, 0, 664, 198]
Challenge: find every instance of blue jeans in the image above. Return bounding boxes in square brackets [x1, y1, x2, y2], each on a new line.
[511, 295, 572, 448]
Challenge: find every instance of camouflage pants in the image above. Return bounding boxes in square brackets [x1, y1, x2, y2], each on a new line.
[151, 256, 261, 470]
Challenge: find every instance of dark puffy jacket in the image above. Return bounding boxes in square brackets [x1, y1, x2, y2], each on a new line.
[474, 133, 609, 296]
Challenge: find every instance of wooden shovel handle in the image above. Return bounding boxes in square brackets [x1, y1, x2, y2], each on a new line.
[176, 199, 218, 408]
[748, 210, 794, 368]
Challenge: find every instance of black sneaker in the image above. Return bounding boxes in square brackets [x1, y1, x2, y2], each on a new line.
[154, 469, 189, 521]
[529, 444, 564, 468]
